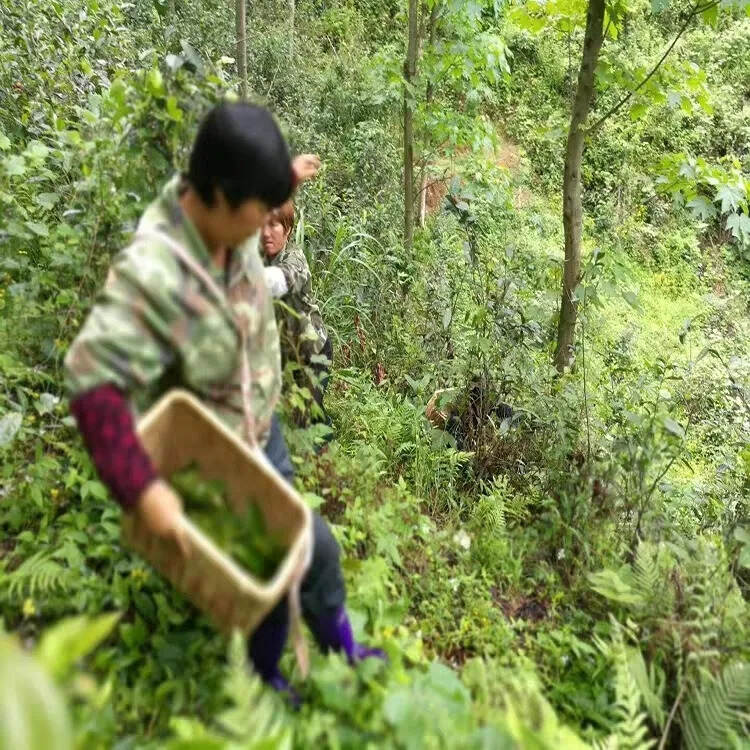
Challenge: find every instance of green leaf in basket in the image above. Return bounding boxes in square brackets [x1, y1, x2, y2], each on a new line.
[171, 465, 287, 582]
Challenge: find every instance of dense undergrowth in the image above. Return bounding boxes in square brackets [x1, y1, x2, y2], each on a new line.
[1, 0, 749, 748]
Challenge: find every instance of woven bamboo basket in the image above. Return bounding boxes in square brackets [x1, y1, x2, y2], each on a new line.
[121, 389, 312, 637]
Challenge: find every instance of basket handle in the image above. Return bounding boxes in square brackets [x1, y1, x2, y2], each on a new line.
[136, 229, 314, 677]
[288, 525, 314, 678]
[133, 229, 258, 446]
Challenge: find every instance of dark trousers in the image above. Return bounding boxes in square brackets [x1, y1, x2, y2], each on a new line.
[249, 415, 345, 677]
[310, 338, 333, 418]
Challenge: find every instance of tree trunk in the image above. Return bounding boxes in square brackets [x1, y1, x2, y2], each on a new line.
[403, 0, 418, 250]
[553, 0, 605, 372]
[236, 0, 248, 98]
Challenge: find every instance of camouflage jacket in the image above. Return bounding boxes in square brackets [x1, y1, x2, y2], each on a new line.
[265, 242, 328, 363]
[64, 175, 282, 447]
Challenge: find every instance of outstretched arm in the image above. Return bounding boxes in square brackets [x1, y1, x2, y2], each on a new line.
[291, 154, 321, 187]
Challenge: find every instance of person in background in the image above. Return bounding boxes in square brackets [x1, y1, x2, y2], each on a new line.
[426, 379, 513, 448]
[261, 200, 332, 428]
[64, 102, 382, 704]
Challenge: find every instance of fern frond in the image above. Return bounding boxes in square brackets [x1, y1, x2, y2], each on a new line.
[632, 542, 672, 615]
[596, 620, 655, 750]
[593, 737, 618, 750]
[0, 550, 71, 600]
[626, 647, 666, 729]
[498, 671, 590, 749]
[473, 475, 518, 532]
[216, 631, 292, 747]
[682, 577, 723, 670]
[612, 647, 655, 749]
[680, 661, 750, 750]
[633, 543, 659, 596]
[472, 493, 505, 533]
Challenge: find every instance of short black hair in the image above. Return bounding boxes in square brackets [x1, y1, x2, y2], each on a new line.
[187, 102, 293, 210]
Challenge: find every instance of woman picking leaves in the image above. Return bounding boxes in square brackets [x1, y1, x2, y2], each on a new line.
[65, 102, 382, 702]
[262, 200, 332, 428]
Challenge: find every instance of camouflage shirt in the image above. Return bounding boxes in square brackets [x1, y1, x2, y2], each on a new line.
[64, 175, 282, 446]
[265, 242, 328, 363]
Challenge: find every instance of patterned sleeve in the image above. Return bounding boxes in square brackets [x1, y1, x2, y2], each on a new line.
[70, 384, 157, 509]
[64, 240, 180, 398]
[277, 245, 312, 296]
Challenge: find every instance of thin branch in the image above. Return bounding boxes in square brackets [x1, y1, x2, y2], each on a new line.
[588, 1, 719, 135]
[426, 57, 462, 92]
[704, 348, 750, 417]
[658, 682, 688, 750]
[646, 410, 693, 505]
[633, 402, 692, 545]
[583, 327, 592, 460]
[581, 281, 592, 460]
[416, 172, 450, 198]
[54, 213, 101, 364]
[265, 58, 284, 98]
[693, 0, 722, 12]
[325, 34, 342, 64]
